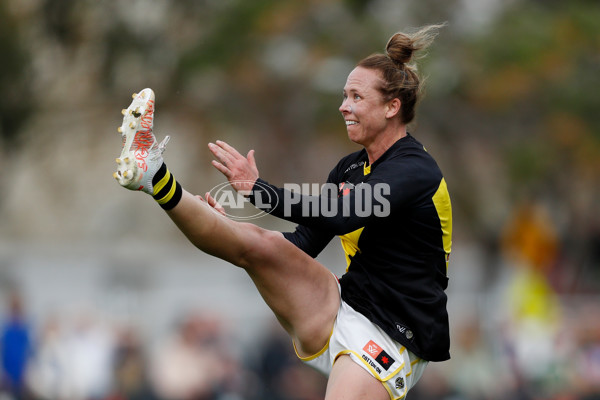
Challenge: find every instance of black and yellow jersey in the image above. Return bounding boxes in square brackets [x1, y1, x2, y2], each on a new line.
[249, 134, 452, 362]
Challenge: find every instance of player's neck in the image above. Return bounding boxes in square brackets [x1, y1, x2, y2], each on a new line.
[365, 126, 407, 165]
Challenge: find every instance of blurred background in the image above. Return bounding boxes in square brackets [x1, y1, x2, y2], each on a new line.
[0, 0, 599, 399]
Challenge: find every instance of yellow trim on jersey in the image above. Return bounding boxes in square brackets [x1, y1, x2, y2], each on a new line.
[340, 227, 364, 269]
[337, 161, 371, 269]
[432, 178, 452, 269]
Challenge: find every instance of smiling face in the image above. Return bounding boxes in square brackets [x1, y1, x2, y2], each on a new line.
[340, 67, 400, 148]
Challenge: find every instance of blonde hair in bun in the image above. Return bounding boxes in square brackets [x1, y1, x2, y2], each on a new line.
[358, 23, 446, 124]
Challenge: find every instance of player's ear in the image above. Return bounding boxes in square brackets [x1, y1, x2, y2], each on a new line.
[385, 98, 401, 119]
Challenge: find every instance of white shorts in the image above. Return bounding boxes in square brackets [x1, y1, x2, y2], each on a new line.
[294, 285, 428, 399]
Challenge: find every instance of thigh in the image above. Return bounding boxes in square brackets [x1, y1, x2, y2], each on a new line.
[243, 229, 341, 356]
[326, 355, 389, 400]
[166, 191, 340, 357]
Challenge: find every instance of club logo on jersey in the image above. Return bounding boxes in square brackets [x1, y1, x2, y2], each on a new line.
[362, 340, 395, 371]
[339, 181, 355, 197]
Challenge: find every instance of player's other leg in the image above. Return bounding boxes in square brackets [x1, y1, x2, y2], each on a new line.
[325, 355, 389, 400]
[112, 89, 339, 357]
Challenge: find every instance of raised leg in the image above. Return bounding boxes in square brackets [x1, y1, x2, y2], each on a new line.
[112, 89, 340, 356]
[166, 190, 340, 356]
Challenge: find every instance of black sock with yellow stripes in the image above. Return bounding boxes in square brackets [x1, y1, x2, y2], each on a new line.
[151, 163, 182, 210]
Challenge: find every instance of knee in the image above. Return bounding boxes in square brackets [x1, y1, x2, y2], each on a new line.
[236, 226, 284, 269]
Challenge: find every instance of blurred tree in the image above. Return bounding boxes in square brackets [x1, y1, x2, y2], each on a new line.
[463, 0, 600, 184]
[438, 0, 600, 231]
[442, 0, 600, 290]
[344, 0, 372, 16]
[177, 0, 278, 75]
[42, 0, 79, 46]
[0, 1, 34, 148]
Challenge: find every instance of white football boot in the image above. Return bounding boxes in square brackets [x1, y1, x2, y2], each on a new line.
[113, 88, 170, 194]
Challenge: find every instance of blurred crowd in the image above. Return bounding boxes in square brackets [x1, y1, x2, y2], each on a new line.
[0, 289, 599, 400]
[0, 291, 328, 400]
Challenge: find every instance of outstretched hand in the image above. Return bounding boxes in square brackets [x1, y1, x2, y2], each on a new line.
[208, 140, 259, 195]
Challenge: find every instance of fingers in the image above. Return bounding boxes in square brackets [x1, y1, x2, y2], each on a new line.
[195, 192, 226, 217]
[205, 192, 217, 207]
[208, 143, 230, 166]
[211, 159, 231, 178]
[215, 140, 244, 158]
[247, 149, 257, 169]
[208, 142, 238, 178]
[208, 141, 242, 165]
[209, 141, 256, 177]
[205, 192, 226, 216]
[208, 141, 259, 194]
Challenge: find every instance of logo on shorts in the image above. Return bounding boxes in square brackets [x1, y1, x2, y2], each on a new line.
[362, 340, 395, 371]
[395, 377, 405, 389]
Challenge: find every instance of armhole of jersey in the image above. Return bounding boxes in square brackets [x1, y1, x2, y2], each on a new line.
[340, 227, 365, 270]
[432, 178, 452, 269]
